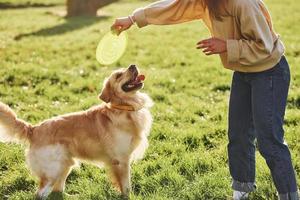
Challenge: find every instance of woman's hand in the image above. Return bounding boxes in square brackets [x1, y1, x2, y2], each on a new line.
[196, 37, 227, 55]
[111, 16, 135, 35]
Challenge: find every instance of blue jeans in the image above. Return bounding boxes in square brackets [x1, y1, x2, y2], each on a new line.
[228, 56, 299, 200]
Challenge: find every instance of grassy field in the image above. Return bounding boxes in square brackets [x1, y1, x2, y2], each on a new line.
[0, 0, 299, 199]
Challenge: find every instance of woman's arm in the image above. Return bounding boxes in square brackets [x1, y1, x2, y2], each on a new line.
[112, 0, 204, 33]
[226, 0, 277, 66]
[133, 0, 204, 28]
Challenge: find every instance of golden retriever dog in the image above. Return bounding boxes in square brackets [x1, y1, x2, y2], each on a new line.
[0, 65, 153, 199]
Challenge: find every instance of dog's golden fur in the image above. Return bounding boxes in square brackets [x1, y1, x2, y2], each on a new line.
[0, 66, 153, 198]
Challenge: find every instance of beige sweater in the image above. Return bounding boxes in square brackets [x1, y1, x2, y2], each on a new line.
[132, 0, 285, 72]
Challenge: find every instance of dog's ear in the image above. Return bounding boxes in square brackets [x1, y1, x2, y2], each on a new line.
[98, 79, 111, 103]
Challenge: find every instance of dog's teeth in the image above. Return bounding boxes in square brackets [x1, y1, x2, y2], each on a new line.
[128, 84, 134, 88]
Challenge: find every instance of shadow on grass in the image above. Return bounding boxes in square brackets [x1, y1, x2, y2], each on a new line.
[47, 192, 64, 200]
[1, 176, 35, 199]
[14, 16, 108, 40]
[46, 192, 128, 200]
[0, 2, 59, 9]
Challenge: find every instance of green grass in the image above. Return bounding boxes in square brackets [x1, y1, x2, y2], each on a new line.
[0, 0, 299, 199]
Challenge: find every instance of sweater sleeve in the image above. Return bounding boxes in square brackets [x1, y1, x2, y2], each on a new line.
[226, 0, 276, 66]
[132, 0, 205, 28]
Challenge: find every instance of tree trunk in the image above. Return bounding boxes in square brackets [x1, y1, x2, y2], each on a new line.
[66, 0, 118, 17]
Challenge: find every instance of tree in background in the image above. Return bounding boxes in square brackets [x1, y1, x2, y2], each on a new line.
[66, 0, 118, 17]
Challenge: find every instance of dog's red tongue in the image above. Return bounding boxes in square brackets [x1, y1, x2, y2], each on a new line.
[137, 75, 145, 81]
[132, 74, 145, 84]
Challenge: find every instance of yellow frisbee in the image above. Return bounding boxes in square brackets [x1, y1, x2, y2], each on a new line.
[96, 31, 128, 65]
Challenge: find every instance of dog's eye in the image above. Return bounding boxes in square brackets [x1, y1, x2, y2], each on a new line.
[116, 73, 122, 79]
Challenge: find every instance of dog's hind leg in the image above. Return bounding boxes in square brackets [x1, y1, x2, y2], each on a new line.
[36, 164, 73, 199]
[109, 160, 131, 196]
[36, 165, 73, 199]
[27, 145, 73, 198]
[37, 177, 55, 200]
[52, 165, 73, 192]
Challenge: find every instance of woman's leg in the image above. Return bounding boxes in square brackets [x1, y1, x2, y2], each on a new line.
[228, 71, 257, 193]
[251, 57, 298, 200]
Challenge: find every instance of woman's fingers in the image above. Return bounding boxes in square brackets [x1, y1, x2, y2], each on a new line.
[197, 38, 213, 45]
[197, 41, 217, 55]
[196, 42, 212, 49]
[111, 21, 121, 33]
[110, 17, 132, 35]
[197, 38, 214, 49]
[111, 19, 120, 28]
[111, 25, 122, 34]
[203, 47, 214, 53]
[202, 46, 216, 55]
[204, 51, 213, 55]
[197, 41, 209, 47]
[111, 20, 126, 35]
[196, 37, 226, 55]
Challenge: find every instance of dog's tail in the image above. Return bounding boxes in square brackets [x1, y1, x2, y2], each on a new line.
[0, 102, 32, 143]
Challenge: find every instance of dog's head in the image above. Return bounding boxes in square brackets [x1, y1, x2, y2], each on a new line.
[99, 65, 152, 109]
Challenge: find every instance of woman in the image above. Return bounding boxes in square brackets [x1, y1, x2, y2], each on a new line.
[111, 0, 299, 199]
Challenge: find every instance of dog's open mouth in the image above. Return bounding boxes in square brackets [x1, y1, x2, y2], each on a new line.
[122, 74, 145, 92]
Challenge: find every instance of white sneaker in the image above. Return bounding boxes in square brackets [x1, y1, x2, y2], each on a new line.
[233, 190, 249, 200]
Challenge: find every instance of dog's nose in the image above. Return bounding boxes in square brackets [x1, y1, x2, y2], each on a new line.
[128, 64, 136, 72]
